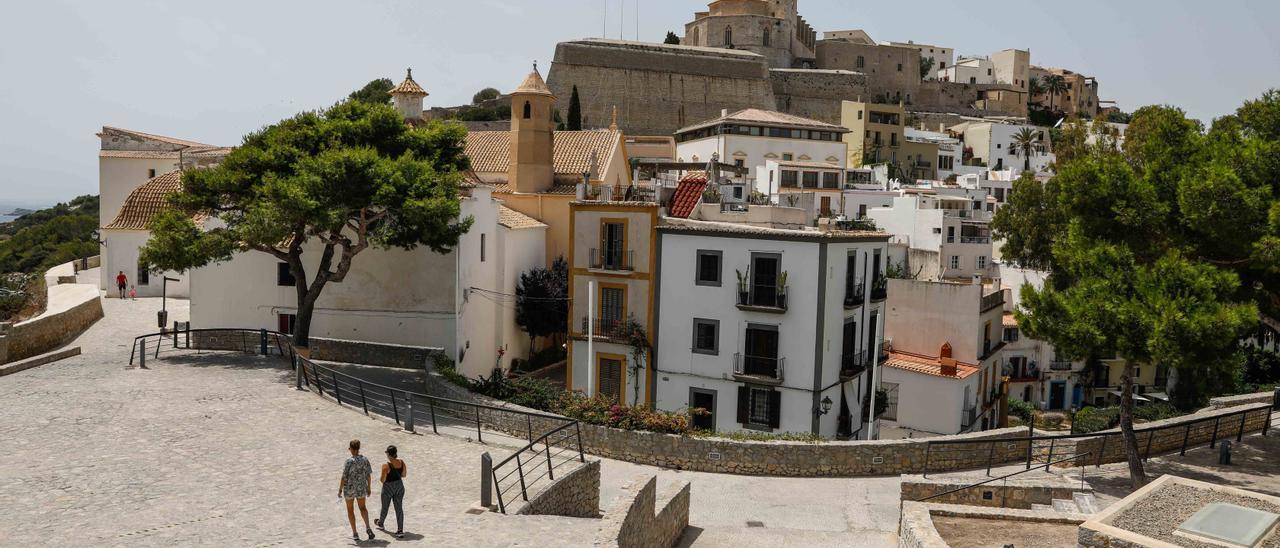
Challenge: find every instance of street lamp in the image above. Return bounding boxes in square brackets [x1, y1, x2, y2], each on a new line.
[817, 395, 833, 416]
[158, 275, 180, 329]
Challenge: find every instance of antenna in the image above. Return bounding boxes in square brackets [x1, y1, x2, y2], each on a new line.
[634, 0, 638, 40]
[619, 0, 624, 40]
[602, 0, 606, 39]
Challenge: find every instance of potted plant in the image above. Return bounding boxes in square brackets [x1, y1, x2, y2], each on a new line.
[776, 270, 789, 308]
[735, 268, 749, 305]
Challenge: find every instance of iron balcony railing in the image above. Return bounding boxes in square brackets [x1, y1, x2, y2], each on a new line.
[580, 317, 628, 341]
[737, 283, 788, 311]
[844, 281, 866, 308]
[961, 404, 979, 429]
[733, 352, 784, 381]
[959, 236, 991, 244]
[840, 349, 870, 379]
[870, 277, 887, 301]
[588, 248, 634, 271]
[1050, 360, 1074, 371]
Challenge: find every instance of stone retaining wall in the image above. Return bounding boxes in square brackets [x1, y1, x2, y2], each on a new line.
[899, 474, 1083, 510]
[595, 475, 690, 548]
[514, 459, 600, 518]
[899, 502, 1086, 548]
[1208, 391, 1276, 410]
[0, 346, 81, 377]
[1070, 403, 1271, 468]
[310, 337, 435, 370]
[6, 285, 102, 362]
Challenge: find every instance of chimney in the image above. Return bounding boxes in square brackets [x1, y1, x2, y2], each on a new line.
[939, 342, 957, 376]
[721, 108, 728, 117]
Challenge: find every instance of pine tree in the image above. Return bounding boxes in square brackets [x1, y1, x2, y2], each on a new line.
[567, 85, 583, 131]
[664, 31, 681, 45]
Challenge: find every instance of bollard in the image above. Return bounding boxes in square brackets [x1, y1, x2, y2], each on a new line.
[139, 339, 147, 369]
[259, 329, 268, 355]
[480, 452, 493, 509]
[1219, 440, 1232, 465]
[404, 396, 415, 433]
[295, 356, 305, 391]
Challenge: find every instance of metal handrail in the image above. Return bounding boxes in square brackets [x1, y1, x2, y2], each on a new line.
[128, 327, 584, 514]
[915, 451, 1092, 503]
[489, 420, 586, 514]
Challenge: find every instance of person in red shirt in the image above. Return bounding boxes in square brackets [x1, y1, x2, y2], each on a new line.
[116, 271, 127, 299]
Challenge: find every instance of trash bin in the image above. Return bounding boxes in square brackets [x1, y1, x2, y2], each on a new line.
[1219, 440, 1232, 465]
[157, 310, 168, 329]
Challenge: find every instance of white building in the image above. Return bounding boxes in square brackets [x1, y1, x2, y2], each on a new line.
[866, 192, 995, 282]
[887, 40, 954, 79]
[999, 265, 1088, 411]
[101, 171, 192, 299]
[938, 57, 994, 85]
[881, 279, 1006, 435]
[96, 126, 227, 293]
[653, 217, 891, 438]
[674, 108, 849, 183]
[950, 120, 1053, 173]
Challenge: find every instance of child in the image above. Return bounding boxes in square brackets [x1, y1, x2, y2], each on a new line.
[128, 285, 137, 300]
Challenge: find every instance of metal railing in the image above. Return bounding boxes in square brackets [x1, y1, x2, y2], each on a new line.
[922, 401, 1273, 478]
[840, 349, 869, 379]
[870, 277, 887, 301]
[588, 248, 634, 271]
[733, 352, 784, 381]
[736, 285, 787, 310]
[959, 236, 991, 244]
[128, 326, 584, 514]
[489, 420, 585, 514]
[916, 451, 1092, 503]
[844, 282, 866, 307]
[579, 317, 628, 342]
[1049, 361, 1074, 371]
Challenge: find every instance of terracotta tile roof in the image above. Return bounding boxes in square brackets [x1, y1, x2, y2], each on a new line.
[497, 205, 547, 230]
[103, 170, 183, 230]
[487, 183, 578, 195]
[464, 129, 621, 178]
[99, 150, 181, 159]
[667, 177, 707, 219]
[676, 108, 849, 134]
[390, 69, 428, 96]
[513, 68, 554, 97]
[1002, 312, 1018, 328]
[99, 126, 214, 149]
[884, 350, 979, 379]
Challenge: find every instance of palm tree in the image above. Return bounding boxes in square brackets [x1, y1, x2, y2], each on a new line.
[1027, 77, 1044, 108]
[1011, 127, 1038, 172]
[1044, 75, 1068, 113]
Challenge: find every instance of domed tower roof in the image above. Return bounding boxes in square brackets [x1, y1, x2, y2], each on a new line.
[390, 68, 428, 97]
[513, 63, 554, 98]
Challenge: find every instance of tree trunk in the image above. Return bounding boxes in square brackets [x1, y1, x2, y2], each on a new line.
[293, 293, 318, 348]
[1118, 362, 1148, 489]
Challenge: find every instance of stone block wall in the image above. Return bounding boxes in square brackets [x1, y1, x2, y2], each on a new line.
[900, 475, 1082, 509]
[899, 502, 1086, 548]
[595, 475, 691, 548]
[1208, 391, 1275, 410]
[6, 286, 102, 362]
[310, 337, 435, 370]
[770, 69, 868, 124]
[1070, 403, 1271, 467]
[515, 459, 600, 518]
[190, 329, 261, 352]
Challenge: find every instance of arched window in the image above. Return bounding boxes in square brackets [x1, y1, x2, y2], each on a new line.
[724, 26, 732, 47]
[522, 101, 531, 119]
[762, 27, 771, 47]
[688, 27, 699, 45]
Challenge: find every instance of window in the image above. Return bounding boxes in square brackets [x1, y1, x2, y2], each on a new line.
[690, 389, 716, 431]
[780, 170, 798, 188]
[949, 255, 959, 269]
[987, 68, 991, 75]
[276, 263, 295, 286]
[732, 186, 742, 199]
[822, 172, 839, 189]
[938, 155, 953, 170]
[480, 233, 486, 262]
[724, 26, 732, 46]
[600, 286, 625, 325]
[137, 264, 150, 286]
[856, 55, 865, 68]
[940, 61, 946, 69]
[781, 153, 793, 161]
[748, 254, 782, 308]
[932, 227, 942, 234]
[522, 101, 531, 119]
[597, 355, 625, 403]
[738, 386, 780, 428]
[802, 172, 818, 188]
[946, 226, 955, 243]
[857, 110, 863, 120]
[695, 250, 722, 286]
[734, 159, 744, 168]
[1004, 327, 1020, 342]
[600, 221, 626, 270]
[976, 256, 987, 269]
[897, 63, 903, 72]
[761, 27, 770, 46]
[996, 143, 1001, 149]
[890, 133, 898, 146]
[969, 76, 976, 84]
[147, 168, 156, 179]
[692, 319, 719, 355]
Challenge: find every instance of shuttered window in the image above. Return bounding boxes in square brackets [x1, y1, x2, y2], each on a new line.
[598, 357, 624, 403]
[736, 386, 781, 429]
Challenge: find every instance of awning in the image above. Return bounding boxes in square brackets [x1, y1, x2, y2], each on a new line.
[1146, 392, 1170, 401]
[1108, 389, 1151, 402]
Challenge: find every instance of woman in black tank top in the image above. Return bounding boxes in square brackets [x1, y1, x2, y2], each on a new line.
[374, 445, 407, 537]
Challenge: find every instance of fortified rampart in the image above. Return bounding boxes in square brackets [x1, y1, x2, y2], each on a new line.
[547, 39, 777, 136]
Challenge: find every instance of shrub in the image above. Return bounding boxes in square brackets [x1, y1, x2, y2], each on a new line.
[693, 430, 824, 443]
[430, 351, 471, 389]
[1008, 398, 1035, 424]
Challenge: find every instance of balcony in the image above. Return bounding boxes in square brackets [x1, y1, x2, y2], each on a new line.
[589, 248, 634, 272]
[870, 276, 887, 302]
[1049, 360, 1074, 371]
[736, 284, 788, 313]
[578, 317, 629, 343]
[959, 236, 991, 244]
[839, 349, 870, 380]
[961, 404, 978, 429]
[733, 353, 784, 383]
[942, 209, 991, 221]
[980, 291, 1004, 312]
[843, 282, 865, 308]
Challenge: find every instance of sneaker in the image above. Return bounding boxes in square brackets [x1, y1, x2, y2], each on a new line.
[374, 518, 383, 529]
[394, 531, 404, 539]
[367, 528, 376, 540]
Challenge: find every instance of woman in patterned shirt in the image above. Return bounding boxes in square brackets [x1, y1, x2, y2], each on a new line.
[338, 439, 375, 541]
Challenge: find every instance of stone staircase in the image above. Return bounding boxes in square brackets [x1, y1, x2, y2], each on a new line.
[1031, 492, 1099, 515]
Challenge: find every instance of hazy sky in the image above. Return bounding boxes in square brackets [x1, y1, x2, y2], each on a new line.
[2, 0, 1276, 206]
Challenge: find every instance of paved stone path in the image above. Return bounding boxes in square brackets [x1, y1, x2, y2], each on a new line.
[1, 297, 901, 546]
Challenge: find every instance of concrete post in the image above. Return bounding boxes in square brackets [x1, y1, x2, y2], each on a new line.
[404, 396, 415, 433]
[259, 329, 268, 355]
[139, 340, 147, 369]
[295, 356, 305, 391]
[480, 452, 493, 509]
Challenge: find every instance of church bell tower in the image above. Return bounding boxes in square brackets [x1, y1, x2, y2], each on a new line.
[509, 63, 557, 193]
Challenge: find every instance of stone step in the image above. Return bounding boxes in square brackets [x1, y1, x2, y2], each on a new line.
[1030, 503, 1055, 512]
[1073, 492, 1099, 514]
[1051, 498, 1079, 513]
